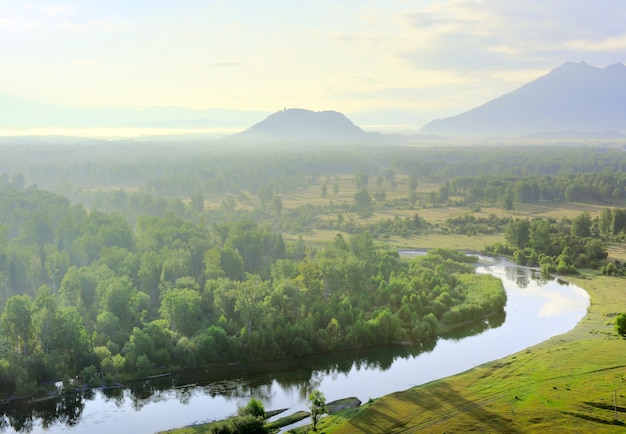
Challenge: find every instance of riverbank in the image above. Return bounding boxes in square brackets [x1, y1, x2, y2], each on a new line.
[308, 271, 626, 433]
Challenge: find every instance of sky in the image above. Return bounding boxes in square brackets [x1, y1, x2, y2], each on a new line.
[1, 0, 625, 122]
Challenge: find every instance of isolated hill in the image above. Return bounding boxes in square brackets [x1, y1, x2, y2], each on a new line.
[419, 62, 626, 137]
[228, 108, 390, 145]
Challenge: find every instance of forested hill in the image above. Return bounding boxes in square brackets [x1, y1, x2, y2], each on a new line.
[419, 61, 626, 137]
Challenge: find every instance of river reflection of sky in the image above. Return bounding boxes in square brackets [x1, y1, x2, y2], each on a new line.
[478, 260, 589, 320]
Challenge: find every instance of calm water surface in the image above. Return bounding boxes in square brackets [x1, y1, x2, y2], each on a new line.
[0, 256, 589, 433]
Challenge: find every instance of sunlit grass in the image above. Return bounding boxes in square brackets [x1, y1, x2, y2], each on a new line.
[300, 274, 626, 433]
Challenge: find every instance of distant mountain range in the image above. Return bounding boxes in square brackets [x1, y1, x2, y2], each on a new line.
[0, 94, 269, 130]
[419, 61, 626, 137]
[2, 61, 625, 140]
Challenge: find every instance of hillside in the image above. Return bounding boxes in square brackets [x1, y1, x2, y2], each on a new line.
[227, 108, 391, 145]
[419, 62, 626, 137]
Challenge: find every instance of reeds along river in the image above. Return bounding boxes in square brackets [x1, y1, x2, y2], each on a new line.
[0, 256, 589, 434]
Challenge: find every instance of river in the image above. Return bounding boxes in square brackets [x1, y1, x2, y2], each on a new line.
[0, 256, 589, 433]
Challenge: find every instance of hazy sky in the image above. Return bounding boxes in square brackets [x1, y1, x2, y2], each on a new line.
[1, 0, 625, 118]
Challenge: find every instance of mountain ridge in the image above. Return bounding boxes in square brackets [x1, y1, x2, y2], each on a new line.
[419, 61, 626, 137]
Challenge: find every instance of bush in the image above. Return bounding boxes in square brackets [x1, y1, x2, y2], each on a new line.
[615, 313, 626, 337]
[209, 421, 233, 434]
[514, 250, 527, 266]
[230, 415, 267, 434]
[239, 398, 266, 419]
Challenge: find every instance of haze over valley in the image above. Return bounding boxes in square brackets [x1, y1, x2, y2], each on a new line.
[2, 2, 626, 434]
[2, 61, 625, 143]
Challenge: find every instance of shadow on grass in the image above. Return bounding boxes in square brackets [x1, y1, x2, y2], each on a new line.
[345, 404, 406, 433]
[349, 383, 520, 433]
[563, 411, 626, 426]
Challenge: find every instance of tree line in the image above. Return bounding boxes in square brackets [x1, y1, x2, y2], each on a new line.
[484, 211, 609, 274]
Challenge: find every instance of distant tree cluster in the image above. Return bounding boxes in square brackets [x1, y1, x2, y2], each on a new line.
[486, 211, 608, 274]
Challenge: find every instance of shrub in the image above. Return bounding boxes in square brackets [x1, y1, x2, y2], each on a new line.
[615, 313, 626, 337]
[239, 398, 266, 419]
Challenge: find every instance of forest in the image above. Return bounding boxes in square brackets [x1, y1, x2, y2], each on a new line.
[0, 142, 620, 401]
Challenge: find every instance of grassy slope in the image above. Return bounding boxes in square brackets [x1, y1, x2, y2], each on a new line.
[311, 269, 626, 433]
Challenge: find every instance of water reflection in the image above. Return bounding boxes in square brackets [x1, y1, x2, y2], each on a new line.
[0, 392, 84, 433]
[0, 316, 502, 433]
[0, 259, 589, 434]
[444, 311, 506, 342]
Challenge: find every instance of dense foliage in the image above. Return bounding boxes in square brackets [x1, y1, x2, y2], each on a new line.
[0, 182, 506, 399]
[486, 211, 609, 274]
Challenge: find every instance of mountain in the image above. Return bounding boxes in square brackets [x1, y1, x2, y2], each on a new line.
[419, 62, 626, 137]
[228, 108, 390, 145]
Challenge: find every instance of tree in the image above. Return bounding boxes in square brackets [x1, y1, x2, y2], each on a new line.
[598, 208, 612, 236]
[160, 285, 202, 336]
[45, 251, 70, 293]
[37, 306, 91, 372]
[616, 312, 626, 336]
[271, 196, 283, 215]
[309, 389, 327, 431]
[354, 173, 369, 189]
[571, 212, 592, 238]
[529, 219, 550, 250]
[235, 276, 268, 336]
[505, 219, 530, 249]
[353, 189, 372, 210]
[1, 295, 34, 356]
[100, 276, 138, 331]
[501, 192, 514, 211]
[408, 173, 418, 193]
[383, 168, 395, 185]
[238, 397, 266, 418]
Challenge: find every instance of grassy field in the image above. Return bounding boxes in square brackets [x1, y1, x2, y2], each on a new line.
[297, 270, 626, 433]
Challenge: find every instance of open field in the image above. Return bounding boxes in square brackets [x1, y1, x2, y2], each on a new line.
[299, 271, 626, 433]
[287, 231, 505, 253]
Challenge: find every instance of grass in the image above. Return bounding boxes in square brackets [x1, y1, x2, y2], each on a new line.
[266, 411, 310, 431]
[203, 174, 613, 223]
[161, 410, 311, 434]
[296, 272, 626, 433]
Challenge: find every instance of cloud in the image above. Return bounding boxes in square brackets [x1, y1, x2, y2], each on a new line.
[566, 35, 626, 52]
[41, 4, 74, 17]
[396, 0, 626, 70]
[203, 60, 246, 68]
[0, 17, 41, 31]
[52, 19, 117, 33]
